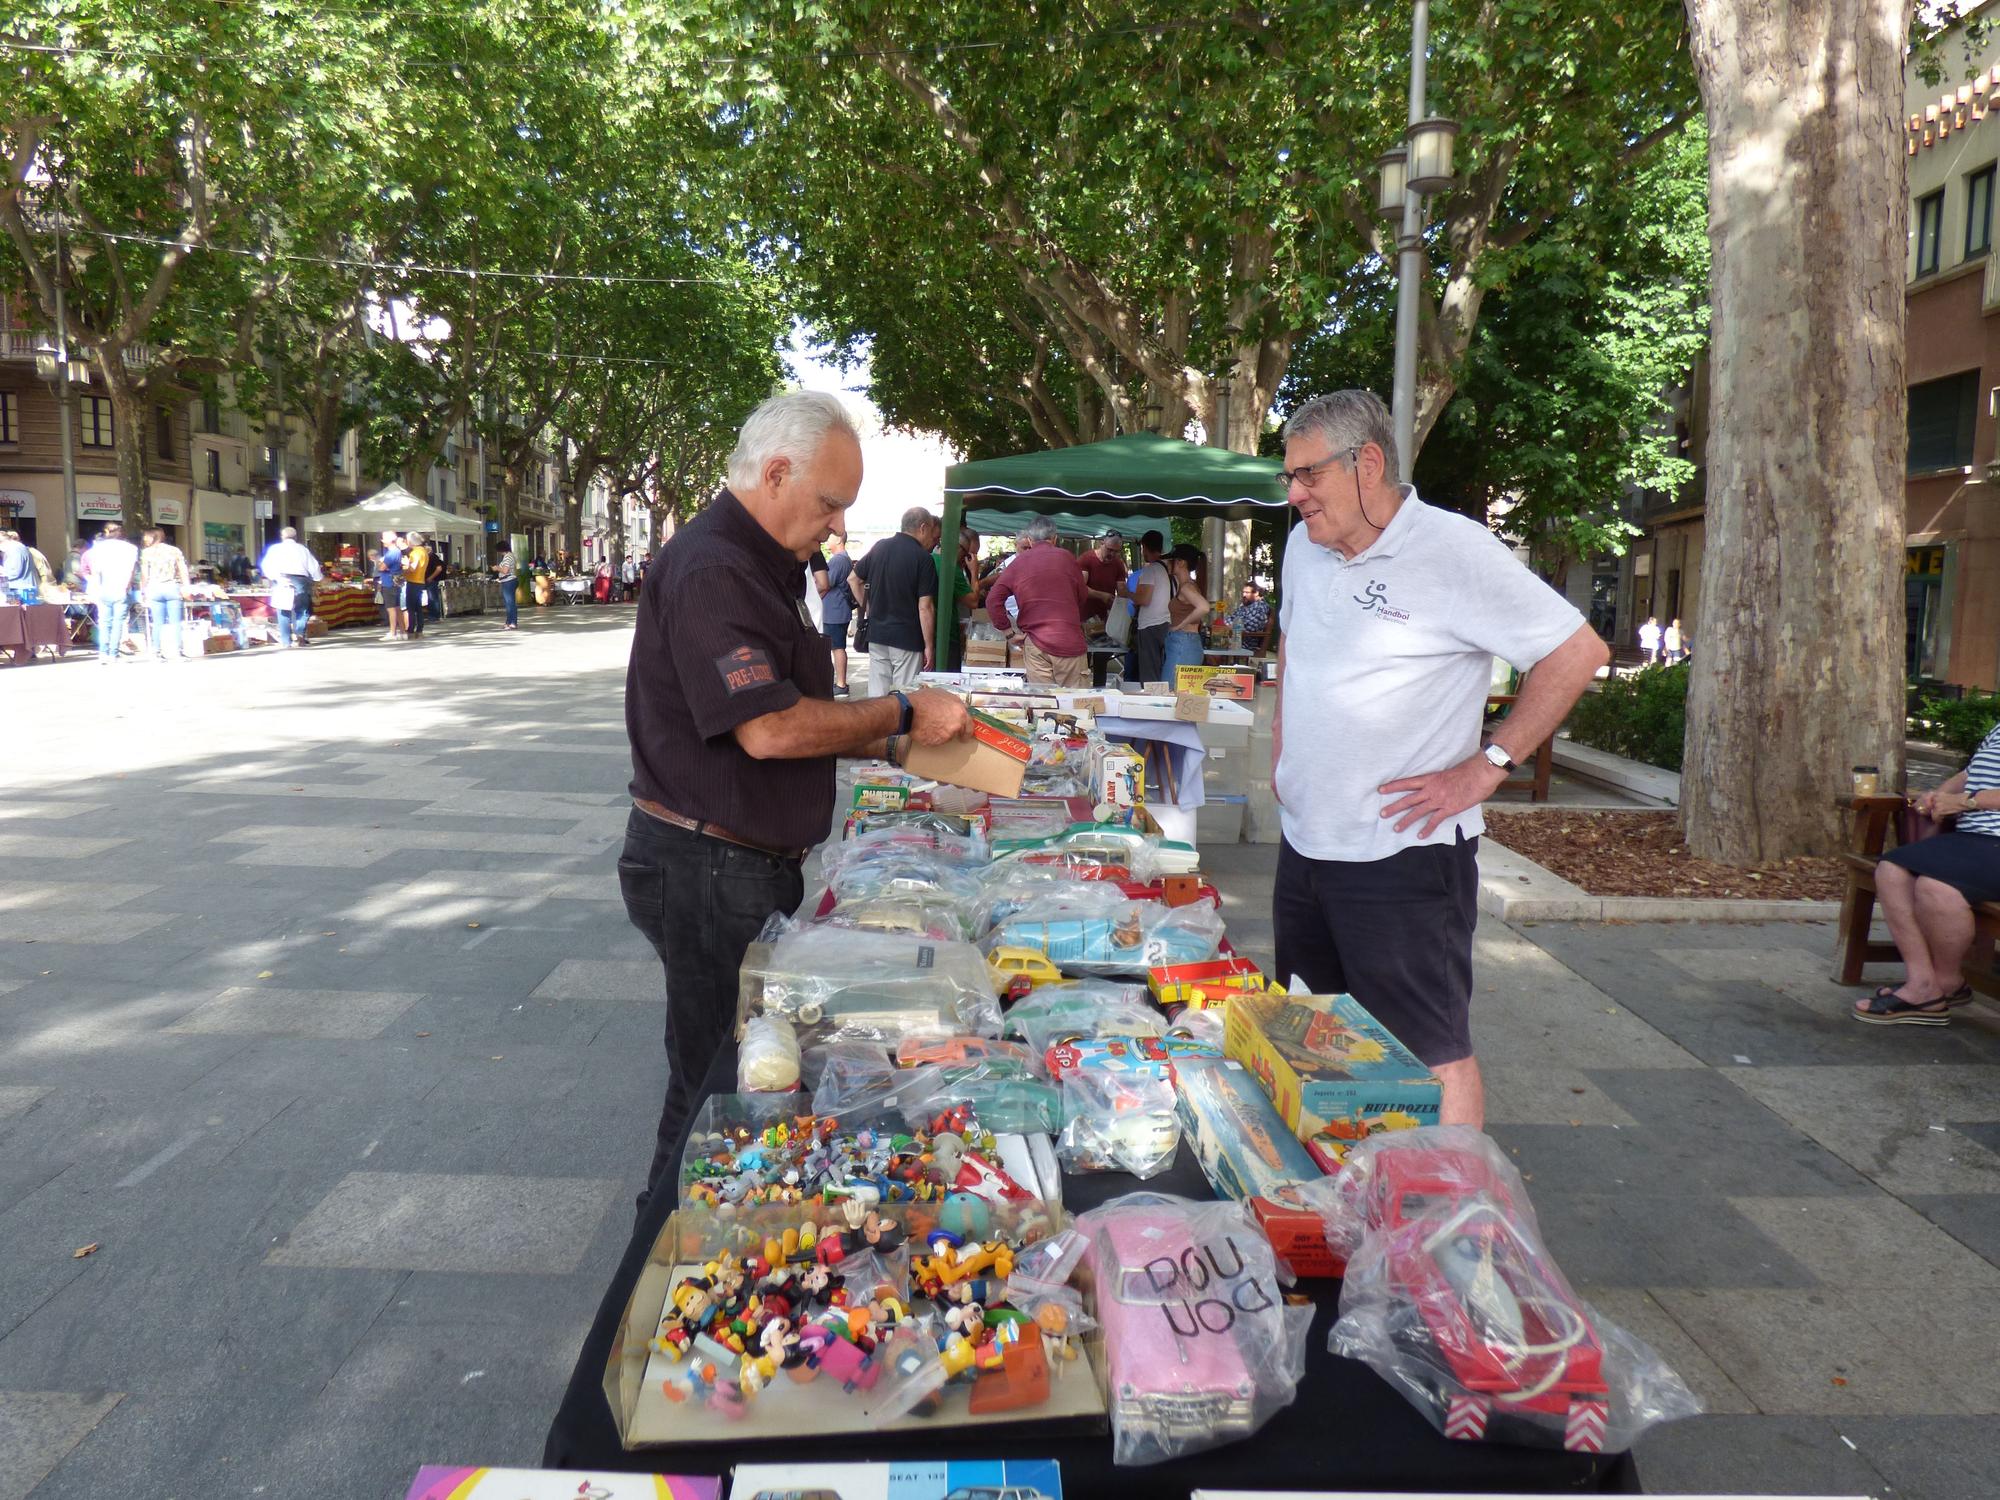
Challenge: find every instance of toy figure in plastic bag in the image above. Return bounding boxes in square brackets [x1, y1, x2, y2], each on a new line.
[1056, 1069, 1179, 1178]
[1076, 1193, 1312, 1465]
[1004, 981, 1160, 1067]
[1304, 1126, 1700, 1453]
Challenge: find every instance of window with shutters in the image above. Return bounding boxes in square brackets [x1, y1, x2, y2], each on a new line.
[1907, 371, 1978, 472]
[1916, 190, 1945, 276]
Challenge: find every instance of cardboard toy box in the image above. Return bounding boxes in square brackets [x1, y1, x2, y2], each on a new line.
[1174, 1059, 1340, 1277]
[1173, 665, 1257, 701]
[903, 704, 1031, 798]
[729, 1459, 1064, 1500]
[404, 1467, 717, 1499]
[1225, 991, 1441, 1140]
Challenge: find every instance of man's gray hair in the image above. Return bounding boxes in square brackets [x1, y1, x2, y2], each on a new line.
[1283, 389, 1399, 479]
[279, 526, 298, 540]
[1020, 515, 1059, 545]
[726, 391, 861, 492]
[900, 506, 936, 535]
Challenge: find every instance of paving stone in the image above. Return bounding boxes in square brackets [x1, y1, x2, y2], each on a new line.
[1498, 1069, 1871, 1200]
[0, 882, 158, 914]
[0, 835, 130, 859]
[1578, 1288, 1758, 1416]
[0, 1087, 48, 1123]
[1841, 1415, 2000, 1500]
[167, 985, 422, 1040]
[1522, 1191, 1816, 1291]
[1904, 1192, 2000, 1268]
[1724, 1063, 2000, 1196]
[0, 1391, 124, 1500]
[265, 1170, 617, 1274]
[1483, 1067, 1641, 1127]
[1729, 1194, 2000, 1289]
[529, 958, 664, 1003]
[1650, 1286, 1999, 1416]
[1632, 1414, 1893, 1498]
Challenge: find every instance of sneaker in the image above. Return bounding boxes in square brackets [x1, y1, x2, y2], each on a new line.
[834, 684, 849, 697]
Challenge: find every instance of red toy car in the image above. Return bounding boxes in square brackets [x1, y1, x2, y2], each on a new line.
[1358, 1143, 1611, 1451]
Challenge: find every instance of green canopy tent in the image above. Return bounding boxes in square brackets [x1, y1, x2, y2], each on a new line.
[938, 431, 1288, 617]
[961, 510, 1178, 542]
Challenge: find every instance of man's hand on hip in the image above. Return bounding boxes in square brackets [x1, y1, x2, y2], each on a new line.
[908, 687, 972, 746]
[1378, 753, 1508, 836]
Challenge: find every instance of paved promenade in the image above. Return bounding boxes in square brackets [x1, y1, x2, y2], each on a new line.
[1, 610, 1994, 1497]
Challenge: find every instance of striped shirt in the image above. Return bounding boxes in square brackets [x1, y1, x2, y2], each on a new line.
[1964, 724, 2000, 836]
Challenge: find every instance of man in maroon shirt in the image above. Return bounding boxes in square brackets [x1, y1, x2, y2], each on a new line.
[1078, 529, 1128, 628]
[985, 515, 1091, 686]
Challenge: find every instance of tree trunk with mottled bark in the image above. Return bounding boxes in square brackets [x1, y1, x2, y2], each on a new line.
[1679, 0, 1912, 862]
[100, 364, 152, 531]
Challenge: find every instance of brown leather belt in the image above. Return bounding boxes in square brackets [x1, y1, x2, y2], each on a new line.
[633, 798, 809, 862]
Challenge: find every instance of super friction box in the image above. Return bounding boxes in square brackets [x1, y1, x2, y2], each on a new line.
[1224, 990, 1441, 1139]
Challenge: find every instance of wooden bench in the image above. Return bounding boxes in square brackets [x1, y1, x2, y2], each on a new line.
[1833, 793, 2000, 998]
[1484, 693, 1555, 803]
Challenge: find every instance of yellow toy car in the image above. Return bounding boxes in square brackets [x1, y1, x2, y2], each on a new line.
[986, 946, 1067, 1000]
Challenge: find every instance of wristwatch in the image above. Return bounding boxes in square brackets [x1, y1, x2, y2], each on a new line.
[1483, 743, 1517, 773]
[890, 690, 914, 737]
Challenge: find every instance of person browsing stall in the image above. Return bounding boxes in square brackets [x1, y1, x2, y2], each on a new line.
[259, 526, 324, 650]
[1078, 529, 1128, 628]
[985, 516, 1091, 687]
[819, 531, 856, 695]
[1127, 530, 1171, 684]
[1271, 389, 1608, 1128]
[621, 392, 971, 1214]
[848, 506, 940, 694]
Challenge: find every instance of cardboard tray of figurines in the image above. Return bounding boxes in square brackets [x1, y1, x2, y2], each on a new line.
[605, 1093, 1110, 1446]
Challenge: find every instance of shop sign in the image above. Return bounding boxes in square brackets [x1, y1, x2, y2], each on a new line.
[154, 496, 187, 525]
[0, 488, 35, 518]
[1907, 545, 1945, 576]
[485, 520, 500, 533]
[76, 494, 123, 521]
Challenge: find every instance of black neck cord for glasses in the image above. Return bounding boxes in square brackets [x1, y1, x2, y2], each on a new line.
[1353, 448, 1385, 533]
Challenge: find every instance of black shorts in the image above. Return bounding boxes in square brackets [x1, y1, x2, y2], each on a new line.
[1272, 833, 1479, 1067]
[1881, 828, 2000, 904]
[822, 619, 850, 648]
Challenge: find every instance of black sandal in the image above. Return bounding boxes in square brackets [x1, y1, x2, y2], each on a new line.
[1943, 984, 1977, 1009]
[1853, 988, 1951, 1026]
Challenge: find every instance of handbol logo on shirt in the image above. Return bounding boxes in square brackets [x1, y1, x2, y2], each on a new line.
[1352, 580, 1410, 624]
[716, 645, 777, 693]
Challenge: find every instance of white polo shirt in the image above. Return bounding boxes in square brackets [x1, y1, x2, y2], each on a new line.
[1276, 490, 1585, 863]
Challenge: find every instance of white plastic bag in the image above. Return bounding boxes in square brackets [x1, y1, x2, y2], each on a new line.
[1307, 1127, 1701, 1453]
[985, 892, 1223, 978]
[1076, 1192, 1312, 1465]
[1104, 595, 1134, 646]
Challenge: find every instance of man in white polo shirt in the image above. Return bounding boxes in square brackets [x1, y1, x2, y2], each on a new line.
[1271, 390, 1609, 1127]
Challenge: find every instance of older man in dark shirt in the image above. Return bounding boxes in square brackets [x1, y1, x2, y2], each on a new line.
[621, 392, 970, 1212]
[985, 516, 1091, 686]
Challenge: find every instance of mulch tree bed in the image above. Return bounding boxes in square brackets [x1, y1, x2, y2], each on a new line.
[1482, 810, 1846, 901]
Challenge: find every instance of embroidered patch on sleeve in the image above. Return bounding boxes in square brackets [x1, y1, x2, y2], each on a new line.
[716, 646, 778, 693]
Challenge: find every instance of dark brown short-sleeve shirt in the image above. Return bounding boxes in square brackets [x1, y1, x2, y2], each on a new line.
[625, 490, 836, 850]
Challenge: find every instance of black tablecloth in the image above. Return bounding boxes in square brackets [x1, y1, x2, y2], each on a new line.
[545, 1041, 1641, 1495]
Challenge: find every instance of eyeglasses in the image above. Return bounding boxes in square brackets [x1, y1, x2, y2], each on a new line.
[1276, 450, 1352, 490]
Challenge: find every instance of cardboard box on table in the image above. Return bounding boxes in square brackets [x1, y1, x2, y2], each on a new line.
[604, 1201, 1108, 1448]
[729, 1458, 1066, 1500]
[403, 1465, 717, 1499]
[903, 706, 1031, 799]
[1174, 1059, 1341, 1278]
[1224, 991, 1441, 1149]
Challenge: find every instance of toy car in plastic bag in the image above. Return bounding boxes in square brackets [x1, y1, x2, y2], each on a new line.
[1076, 1192, 1312, 1465]
[1307, 1127, 1699, 1453]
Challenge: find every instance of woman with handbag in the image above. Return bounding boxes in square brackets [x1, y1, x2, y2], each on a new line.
[1853, 721, 2000, 1025]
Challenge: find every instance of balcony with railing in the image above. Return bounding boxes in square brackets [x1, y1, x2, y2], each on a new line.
[0, 318, 162, 373]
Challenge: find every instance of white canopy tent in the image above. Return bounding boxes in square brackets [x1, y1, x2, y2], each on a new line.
[301, 482, 485, 535]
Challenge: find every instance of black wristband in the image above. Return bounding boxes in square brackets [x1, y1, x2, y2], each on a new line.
[891, 690, 914, 737]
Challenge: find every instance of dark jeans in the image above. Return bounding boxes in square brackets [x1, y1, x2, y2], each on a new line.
[1127, 622, 1168, 684]
[618, 807, 803, 1213]
[501, 578, 518, 626]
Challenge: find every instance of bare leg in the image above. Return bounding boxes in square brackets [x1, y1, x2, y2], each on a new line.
[1433, 1056, 1485, 1129]
[1914, 877, 1977, 995]
[1865, 860, 1941, 1006]
[831, 645, 846, 690]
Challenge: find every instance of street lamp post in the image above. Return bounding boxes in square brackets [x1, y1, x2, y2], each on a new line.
[1381, 0, 1459, 484]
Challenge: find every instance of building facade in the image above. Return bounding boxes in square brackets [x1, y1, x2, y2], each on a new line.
[1620, 12, 2000, 690]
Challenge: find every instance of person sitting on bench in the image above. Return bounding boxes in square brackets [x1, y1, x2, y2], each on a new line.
[1853, 721, 2000, 1026]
